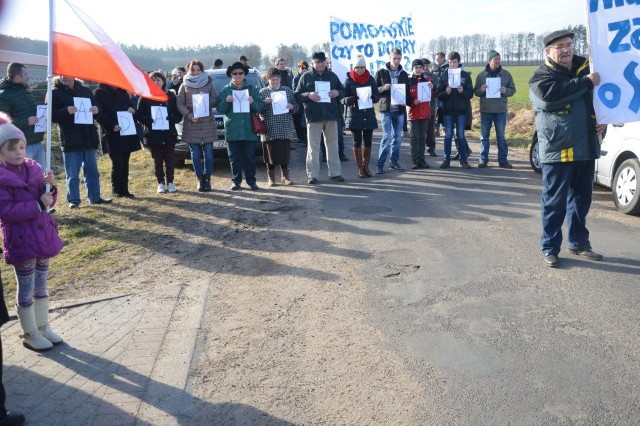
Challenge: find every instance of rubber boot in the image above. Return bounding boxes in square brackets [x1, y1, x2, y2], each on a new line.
[353, 148, 365, 178]
[16, 305, 53, 351]
[267, 170, 276, 187]
[203, 175, 212, 192]
[363, 147, 373, 177]
[197, 174, 204, 192]
[281, 169, 293, 185]
[34, 297, 63, 345]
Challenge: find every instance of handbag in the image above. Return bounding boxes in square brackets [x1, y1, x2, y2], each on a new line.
[251, 112, 266, 135]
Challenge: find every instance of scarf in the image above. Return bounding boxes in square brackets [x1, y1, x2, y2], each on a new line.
[184, 72, 209, 89]
[350, 69, 371, 85]
[485, 64, 502, 78]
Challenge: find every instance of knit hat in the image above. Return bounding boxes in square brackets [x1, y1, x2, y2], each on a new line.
[0, 114, 25, 149]
[355, 55, 366, 68]
[411, 59, 424, 69]
[487, 50, 500, 61]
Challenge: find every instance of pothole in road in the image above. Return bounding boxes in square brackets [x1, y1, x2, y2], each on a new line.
[349, 205, 392, 214]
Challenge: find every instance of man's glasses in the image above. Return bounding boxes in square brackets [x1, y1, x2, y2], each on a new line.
[549, 42, 573, 50]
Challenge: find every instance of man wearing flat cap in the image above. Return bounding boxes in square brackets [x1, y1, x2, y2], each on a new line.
[474, 49, 516, 169]
[295, 51, 346, 184]
[529, 29, 605, 268]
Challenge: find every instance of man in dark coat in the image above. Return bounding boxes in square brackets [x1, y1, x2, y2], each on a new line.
[51, 76, 111, 208]
[529, 29, 605, 267]
[0, 63, 42, 167]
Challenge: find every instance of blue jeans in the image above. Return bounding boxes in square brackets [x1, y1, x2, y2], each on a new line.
[189, 143, 213, 177]
[226, 140, 256, 185]
[541, 160, 595, 255]
[62, 149, 101, 204]
[26, 143, 45, 168]
[378, 110, 404, 167]
[443, 114, 468, 161]
[480, 112, 508, 164]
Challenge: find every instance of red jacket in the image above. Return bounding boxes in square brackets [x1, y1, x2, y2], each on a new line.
[407, 74, 433, 121]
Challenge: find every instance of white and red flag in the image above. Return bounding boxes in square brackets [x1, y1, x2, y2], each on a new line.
[51, 0, 167, 101]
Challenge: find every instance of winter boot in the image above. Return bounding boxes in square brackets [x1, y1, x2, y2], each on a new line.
[197, 174, 205, 192]
[281, 169, 293, 185]
[34, 297, 63, 345]
[16, 305, 53, 351]
[353, 148, 365, 178]
[362, 147, 373, 177]
[203, 175, 212, 192]
[267, 170, 276, 187]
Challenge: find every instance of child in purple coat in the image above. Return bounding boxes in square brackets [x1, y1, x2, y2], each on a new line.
[0, 114, 64, 352]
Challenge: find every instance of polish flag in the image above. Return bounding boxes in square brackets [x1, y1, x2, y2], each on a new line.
[52, 0, 167, 101]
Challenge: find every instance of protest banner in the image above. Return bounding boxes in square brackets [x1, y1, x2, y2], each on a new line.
[588, 0, 640, 124]
[329, 15, 417, 83]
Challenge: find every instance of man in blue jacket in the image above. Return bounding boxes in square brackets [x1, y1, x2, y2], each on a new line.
[529, 30, 605, 267]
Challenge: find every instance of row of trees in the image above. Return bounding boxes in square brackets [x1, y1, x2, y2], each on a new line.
[417, 25, 588, 66]
[1, 25, 587, 73]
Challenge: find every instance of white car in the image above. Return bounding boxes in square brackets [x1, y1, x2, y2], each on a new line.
[595, 121, 640, 215]
[530, 121, 640, 215]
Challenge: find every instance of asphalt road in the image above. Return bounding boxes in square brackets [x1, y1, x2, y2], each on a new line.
[192, 132, 640, 424]
[306, 133, 639, 423]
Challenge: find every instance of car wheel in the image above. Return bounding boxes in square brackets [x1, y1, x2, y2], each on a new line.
[530, 132, 542, 174]
[612, 158, 640, 215]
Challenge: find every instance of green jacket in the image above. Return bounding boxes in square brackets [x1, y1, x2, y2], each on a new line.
[0, 78, 40, 145]
[217, 80, 264, 142]
[473, 65, 516, 113]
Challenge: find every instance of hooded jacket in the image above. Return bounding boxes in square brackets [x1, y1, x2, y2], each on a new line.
[0, 159, 63, 265]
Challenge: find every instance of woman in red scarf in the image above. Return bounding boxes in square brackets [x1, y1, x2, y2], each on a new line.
[341, 55, 380, 177]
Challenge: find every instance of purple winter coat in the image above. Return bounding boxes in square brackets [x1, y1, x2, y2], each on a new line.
[0, 159, 64, 265]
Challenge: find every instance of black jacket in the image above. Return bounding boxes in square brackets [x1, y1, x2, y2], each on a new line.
[341, 72, 379, 131]
[93, 84, 141, 155]
[50, 78, 100, 152]
[436, 69, 473, 115]
[375, 63, 409, 113]
[137, 91, 181, 146]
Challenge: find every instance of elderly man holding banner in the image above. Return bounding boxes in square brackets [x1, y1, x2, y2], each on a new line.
[529, 29, 605, 268]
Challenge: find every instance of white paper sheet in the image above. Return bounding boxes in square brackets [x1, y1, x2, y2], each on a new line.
[315, 81, 331, 103]
[116, 111, 136, 136]
[73, 97, 93, 124]
[417, 82, 431, 102]
[448, 68, 461, 88]
[34, 105, 47, 133]
[356, 87, 373, 109]
[271, 91, 288, 115]
[232, 89, 250, 113]
[192, 93, 210, 118]
[486, 77, 501, 99]
[390, 84, 406, 106]
[151, 106, 169, 130]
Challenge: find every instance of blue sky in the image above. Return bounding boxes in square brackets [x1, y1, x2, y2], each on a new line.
[0, 0, 588, 55]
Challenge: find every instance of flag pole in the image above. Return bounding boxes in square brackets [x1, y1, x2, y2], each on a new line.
[45, 0, 54, 187]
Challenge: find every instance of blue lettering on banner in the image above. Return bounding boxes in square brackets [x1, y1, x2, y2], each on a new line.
[330, 17, 415, 42]
[597, 61, 640, 112]
[590, 0, 640, 13]
[608, 18, 640, 53]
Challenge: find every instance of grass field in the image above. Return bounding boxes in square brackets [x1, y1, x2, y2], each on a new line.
[465, 65, 536, 108]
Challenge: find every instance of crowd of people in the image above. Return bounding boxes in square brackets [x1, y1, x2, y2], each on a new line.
[0, 28, 605, 424]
